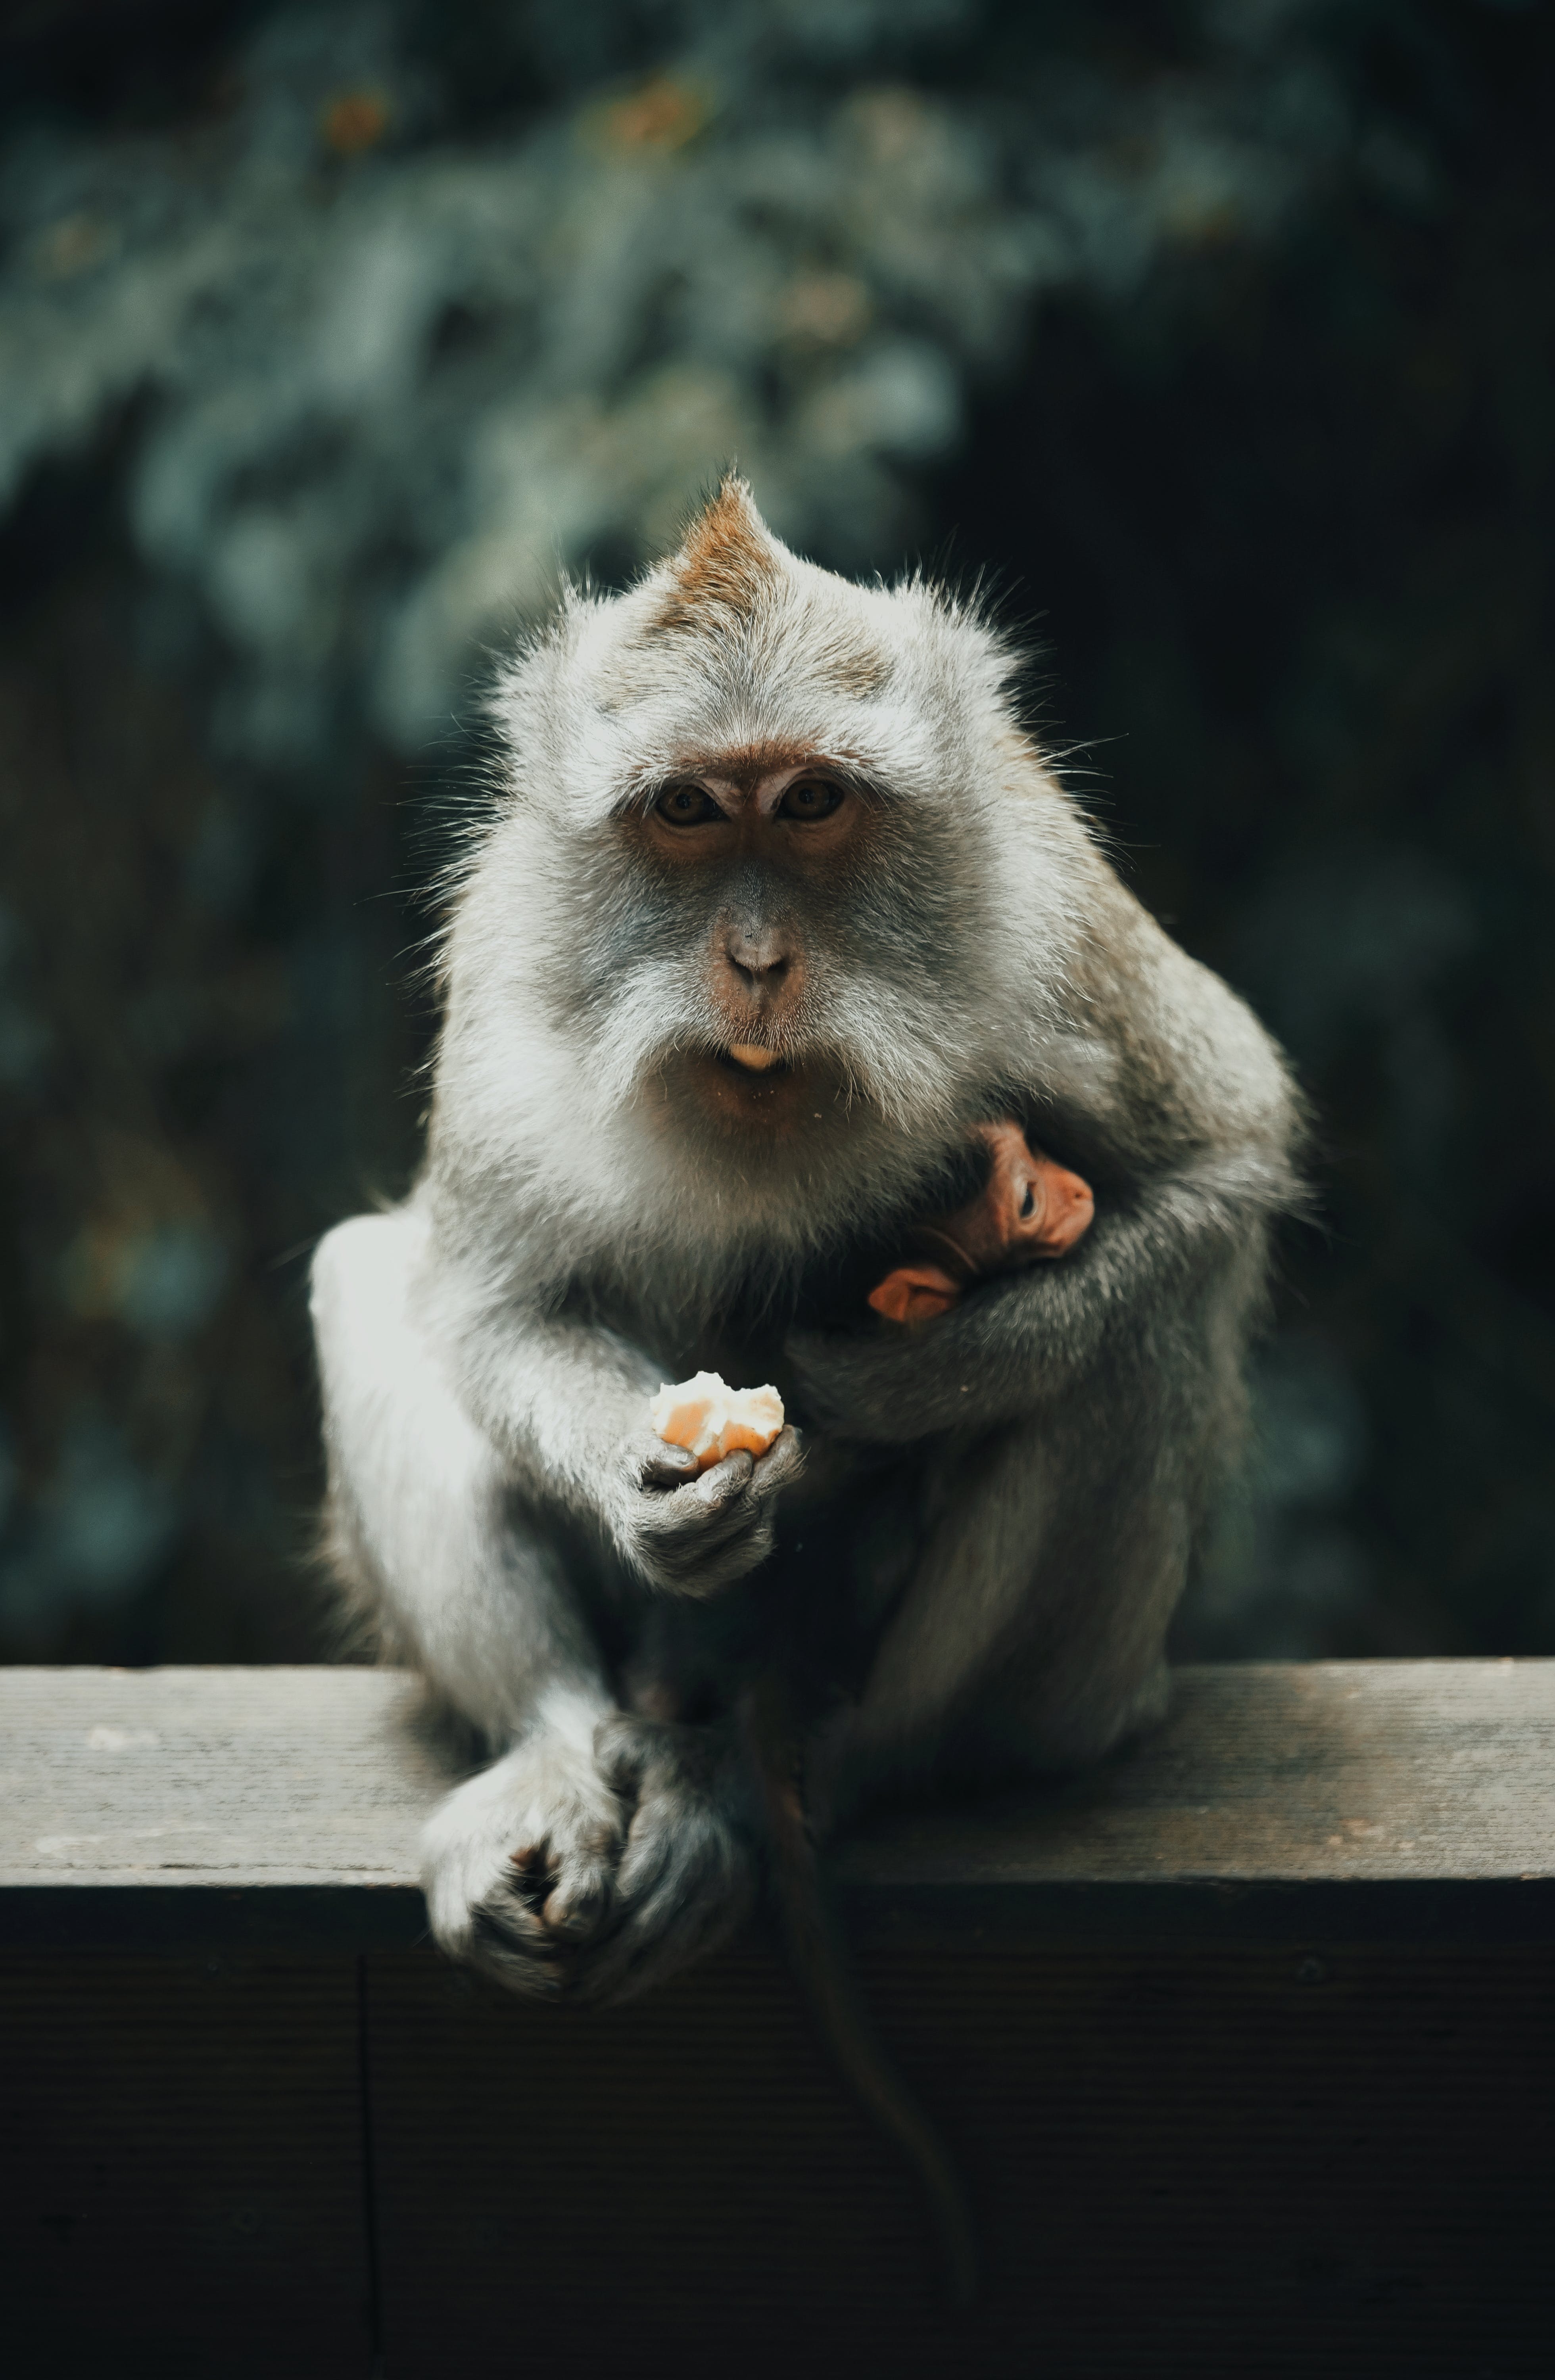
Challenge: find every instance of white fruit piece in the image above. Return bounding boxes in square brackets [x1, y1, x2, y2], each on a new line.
[649, 1370, 785, 1472]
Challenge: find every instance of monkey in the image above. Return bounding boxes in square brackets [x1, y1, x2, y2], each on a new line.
[309, 477, 1301, 2235]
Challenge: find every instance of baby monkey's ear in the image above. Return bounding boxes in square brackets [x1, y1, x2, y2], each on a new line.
[867, 1263, 961, 1326]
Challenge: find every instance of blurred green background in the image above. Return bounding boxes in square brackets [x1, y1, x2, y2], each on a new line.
[1, 0, 1550, 1666]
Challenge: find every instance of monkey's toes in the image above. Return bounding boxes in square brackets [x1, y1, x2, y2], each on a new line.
[506, 1826, 617, 1946]
[422, 1745, 631, 1998]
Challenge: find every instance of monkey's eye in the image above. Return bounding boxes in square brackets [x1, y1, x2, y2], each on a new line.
[655, 785, 724, 827]
[778, 778, 843, 822]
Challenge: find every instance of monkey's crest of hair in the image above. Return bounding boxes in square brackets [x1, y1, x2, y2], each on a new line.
[647, 478, 787, 638]
[425, 478, 1180, 1321]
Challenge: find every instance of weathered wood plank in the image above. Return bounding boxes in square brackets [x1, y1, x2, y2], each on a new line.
[2, 1661, 1553, 1945]
[839, 1656, 1555, 1943]
[3, 1663, 1553, 2376]
[0, 1664, 438, 1884]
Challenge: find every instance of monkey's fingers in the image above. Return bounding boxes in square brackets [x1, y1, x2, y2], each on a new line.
[578, 1795, 752, 2006]
[578, 1877, 747, 2006]
[468, 1831, 617, 1983]
[469, 1895, 571, 1996]
[502, 1811, 623, 1934]
[507, 1840, 550, 1898]
[689, 1448, 756, 1508]
[637, 1436, 700, 1490]
[634, 1449, 755, 1529]
[637, 1450, 759, 1544]
[594, 1711, 655, 1800]
[750, 1423, 804, 1495]
[630, 1451, 785, 1593]
[537, 1835, 618, 1942]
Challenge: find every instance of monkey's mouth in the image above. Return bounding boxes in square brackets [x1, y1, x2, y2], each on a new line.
[718, 1043, 789, 1077]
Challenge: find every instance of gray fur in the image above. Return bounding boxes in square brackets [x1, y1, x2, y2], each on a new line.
[311, 480, 1302, 2001]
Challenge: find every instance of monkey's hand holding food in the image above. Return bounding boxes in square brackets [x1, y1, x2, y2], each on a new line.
[868, 1122, 1094, 1324]
[621, 1372, 802, 1599]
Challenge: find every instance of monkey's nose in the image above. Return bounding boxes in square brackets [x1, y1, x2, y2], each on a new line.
[723, 929, 791, 992]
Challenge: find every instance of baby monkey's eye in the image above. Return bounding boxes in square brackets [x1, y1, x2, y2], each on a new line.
[655, 785, 724, 827]
[778, 777, 843, 821]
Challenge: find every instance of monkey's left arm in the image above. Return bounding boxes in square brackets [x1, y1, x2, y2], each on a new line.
[788, 1174, 1271, 1441]
[789, 925, 1303, 1444]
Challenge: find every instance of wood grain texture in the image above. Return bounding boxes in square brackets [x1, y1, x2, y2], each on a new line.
[2, 1660, 1552, 1946]
[0, 1664, 440, 1884]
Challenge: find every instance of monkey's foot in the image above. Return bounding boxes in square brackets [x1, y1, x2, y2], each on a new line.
[421, 1738, 626, 1997]
[575, 1714, 757, 2005]
[421, 1719, 757, 2006]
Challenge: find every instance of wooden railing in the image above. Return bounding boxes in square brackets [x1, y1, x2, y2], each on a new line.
[2, 1662, 1552, 2378]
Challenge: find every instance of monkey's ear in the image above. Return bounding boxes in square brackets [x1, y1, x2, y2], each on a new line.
[868, 1264, 961, 1325]
[651, 473, 783, 632]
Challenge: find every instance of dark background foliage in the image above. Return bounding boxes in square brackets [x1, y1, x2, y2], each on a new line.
[1, 0, 1550, 1666]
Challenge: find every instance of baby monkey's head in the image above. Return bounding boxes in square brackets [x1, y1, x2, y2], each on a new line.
[440, 479, 1086, 1264]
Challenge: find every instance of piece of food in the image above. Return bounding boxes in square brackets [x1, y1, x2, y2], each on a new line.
[650, 1370, 785, 1471]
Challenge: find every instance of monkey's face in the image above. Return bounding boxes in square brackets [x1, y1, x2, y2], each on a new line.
[448, 478, 1087, 1259]
[624, 753, 875, 1134]
[559, 718, 994, 1157]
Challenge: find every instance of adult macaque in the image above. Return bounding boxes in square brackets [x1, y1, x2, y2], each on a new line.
[311, 478, 1301, 2010]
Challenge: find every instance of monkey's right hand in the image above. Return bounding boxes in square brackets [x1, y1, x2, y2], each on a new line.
[614, 1424, 804, 1597]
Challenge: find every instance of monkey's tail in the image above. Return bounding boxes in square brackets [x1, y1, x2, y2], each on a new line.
[741, 1679, 979, 2309]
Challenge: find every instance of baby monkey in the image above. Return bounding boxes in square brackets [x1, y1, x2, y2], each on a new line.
[312, 478, 1301, 2019]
